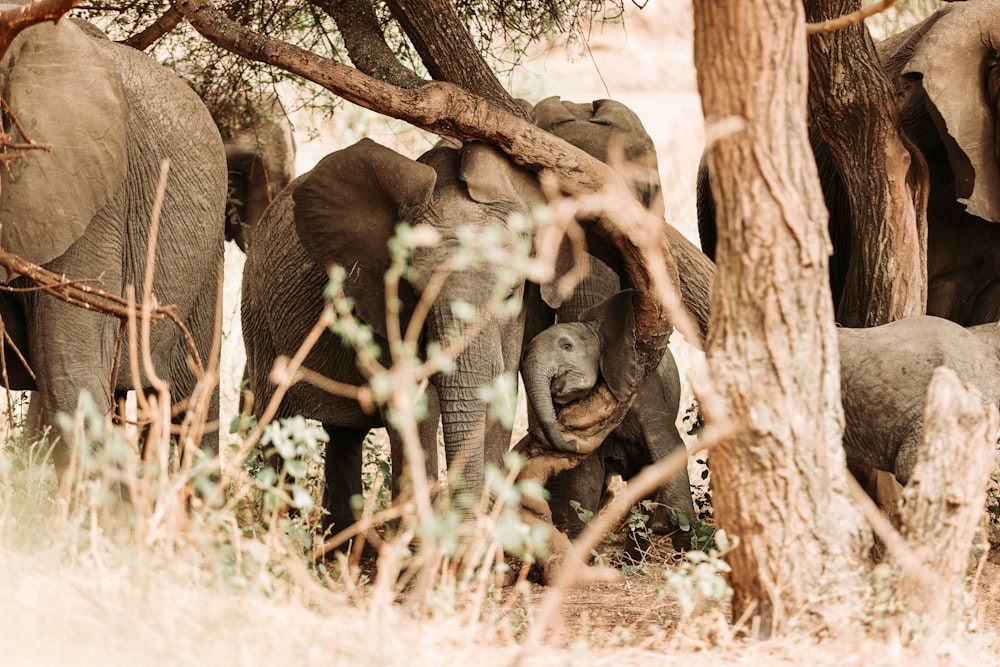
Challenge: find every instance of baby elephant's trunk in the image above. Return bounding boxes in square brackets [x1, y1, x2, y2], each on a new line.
[522, 343, 573, 452]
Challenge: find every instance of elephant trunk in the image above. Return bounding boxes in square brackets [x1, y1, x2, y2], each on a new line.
[429, 311, 505, 504]
[522, 344, 572, 453]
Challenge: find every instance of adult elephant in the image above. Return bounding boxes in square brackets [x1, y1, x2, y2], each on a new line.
[0, 18, 226, 464]
[698, 0, 1000, 327]
[220, 94, 296, 251]
[879, 0, 1000, 325]
[241, 97, 677, 537]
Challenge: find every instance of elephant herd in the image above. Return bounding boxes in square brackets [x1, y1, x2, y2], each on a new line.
[1, 4, 999, 554]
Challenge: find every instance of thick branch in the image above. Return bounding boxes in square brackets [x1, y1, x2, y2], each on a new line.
[313, 0, 424, 88]
[122, 5, 184, 50]
[0, 0, 84, 58]
[384, 0, 525, 117]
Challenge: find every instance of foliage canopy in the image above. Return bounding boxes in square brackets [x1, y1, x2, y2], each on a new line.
[76, 0, 624, 132]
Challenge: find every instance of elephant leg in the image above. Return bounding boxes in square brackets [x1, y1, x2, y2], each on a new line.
[548, 445, 607, 540]
[28, 299, 118, 471]
[321, 425, 367, 544]
[163, 265, 222, 457]
[389, 384, 440, 500]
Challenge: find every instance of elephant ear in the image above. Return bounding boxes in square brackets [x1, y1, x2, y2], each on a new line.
[0, 20, 127, 267]
[579, 289, 641, 404]
[293, 138, 436, 337]
[902, 0, 1000, 223]
[531, 96, 662, 212]
[459, 141, 538, 208]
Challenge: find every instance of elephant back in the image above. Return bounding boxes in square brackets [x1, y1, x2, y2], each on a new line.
[0, 20, 128, 270]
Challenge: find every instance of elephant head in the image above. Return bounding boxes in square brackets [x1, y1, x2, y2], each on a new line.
[879, 0, 1000, 224]
[292, 138, 540, 495]
[876, 0, 1000, 324]
[531, 96, 663, 213]
[523, 96, 669, 343]
[220, 94, 296, 251]
[522, 290, 641, 452]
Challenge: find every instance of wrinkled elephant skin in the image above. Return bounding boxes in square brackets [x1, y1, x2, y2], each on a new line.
[0, 19, 226, 465]
[839, 316, 1000, 486]
[522, 290, 695, 551]
[241, 98, 677, 540]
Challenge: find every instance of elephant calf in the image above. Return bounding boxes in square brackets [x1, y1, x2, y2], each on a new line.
[839, 316, 1000, 488]
[522, 290, 696, 550]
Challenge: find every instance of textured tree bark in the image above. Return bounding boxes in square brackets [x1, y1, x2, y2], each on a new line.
[890, 367, 999, 632]
[384, 0, 526, 117]
[805, 0, 928, 327]
[317, 0, 425, 88]
[693, 0, 871, 637]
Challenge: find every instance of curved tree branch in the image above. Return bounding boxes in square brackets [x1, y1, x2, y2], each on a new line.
[121, 5, 184, 50]
[0, 0, 85, 58]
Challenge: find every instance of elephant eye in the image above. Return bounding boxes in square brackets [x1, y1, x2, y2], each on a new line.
[560, 339, 573, 351]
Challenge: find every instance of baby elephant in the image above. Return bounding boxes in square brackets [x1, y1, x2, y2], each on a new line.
[522, 290, 696, 549]
[839, 316, 1000, 488]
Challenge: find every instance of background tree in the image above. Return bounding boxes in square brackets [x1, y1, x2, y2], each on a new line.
[806, 0, 928, 327]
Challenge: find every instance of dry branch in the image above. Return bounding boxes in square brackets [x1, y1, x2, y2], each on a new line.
[0, 98, 53, 171]
[0, 0, 85, 58]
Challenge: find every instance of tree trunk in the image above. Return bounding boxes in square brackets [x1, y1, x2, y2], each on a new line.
[805, 0, 928, 327]
[384, 0, 525, 117]
[889, 367, 1000, 634]
[693, 0, 871, 637]
[318, 0, 425, 88]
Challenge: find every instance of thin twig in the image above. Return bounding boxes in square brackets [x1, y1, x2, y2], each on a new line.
[513, 409, 740, 664]
[806, 0, 899, 35]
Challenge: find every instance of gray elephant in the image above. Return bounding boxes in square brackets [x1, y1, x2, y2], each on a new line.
[521, 289, 695, 550]
[220, 94, 296, 251]
[839, 316, 1000, 487]
[698, 0, 1000, 327]
[0, 18, 226, 465]
[241, 97, 668, 537]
